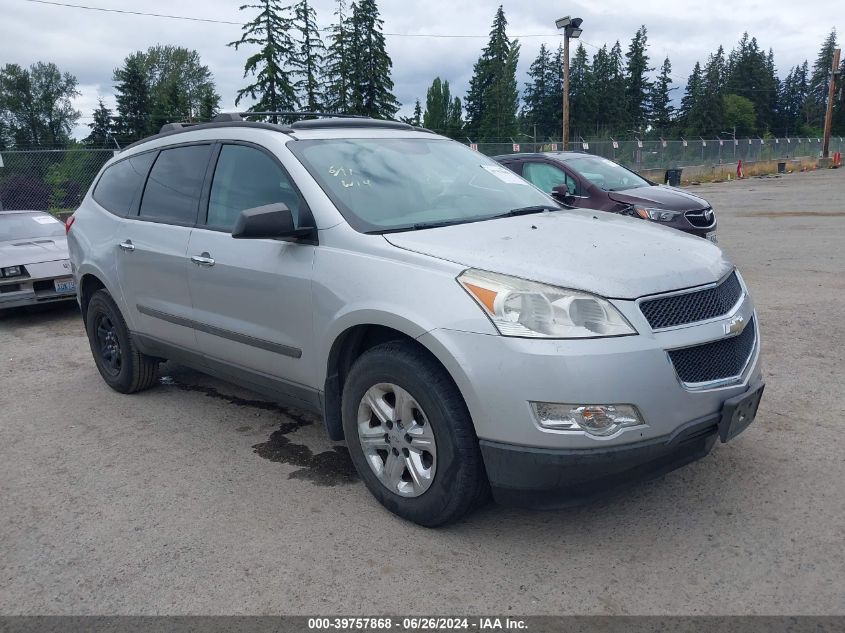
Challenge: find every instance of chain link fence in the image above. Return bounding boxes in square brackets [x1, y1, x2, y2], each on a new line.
[0, 149, 115, 213]
[1, 137, 843, 213]
[471, 137, 845, 170]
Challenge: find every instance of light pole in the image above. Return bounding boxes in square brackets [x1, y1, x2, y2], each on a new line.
[556, 16, 583, 150]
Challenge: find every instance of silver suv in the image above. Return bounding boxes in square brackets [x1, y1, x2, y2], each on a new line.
[68, 114, 764, 526]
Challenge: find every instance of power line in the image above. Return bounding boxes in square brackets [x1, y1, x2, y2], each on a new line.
[20, 0, 563, 38]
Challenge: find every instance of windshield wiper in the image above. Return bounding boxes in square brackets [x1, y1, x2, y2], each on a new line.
[489, 204, 561, 219]
[368, 205, 562, 234]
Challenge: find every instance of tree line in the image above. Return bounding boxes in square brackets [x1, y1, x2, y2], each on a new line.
[1, 1, 844, 151]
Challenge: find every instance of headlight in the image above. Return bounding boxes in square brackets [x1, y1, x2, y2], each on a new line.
[633, 205, 681, 222]
[458, 269, 636, 338]
[2, 266, 22, 277]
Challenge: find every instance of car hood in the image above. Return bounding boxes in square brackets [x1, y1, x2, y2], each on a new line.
[608, 184, 709, 211]
[0, 237, 69, 268]
[383, 209, 731, 299]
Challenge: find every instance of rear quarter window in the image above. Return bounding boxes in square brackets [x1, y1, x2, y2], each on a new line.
[92, 152, 156, 216]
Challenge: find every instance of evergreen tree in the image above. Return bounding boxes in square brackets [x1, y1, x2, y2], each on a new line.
[724, 33, 778, 134]
[606, 41, 628, 134]
[568, 42, 592, 139]
[678, 61, 702, 130]
[522, 44, 556, 139]
[85, 98, 113, 147]
[413, 99, 422, 126]
[198, 85, 219, 121]
[324, 0, 352, 112]
[687, 46, 726, 135]
[624, 25, 652, 131]
[291, 0, 325, 112]
[229, 0, 298, 121]
[346, 0, 399, 118]
[113, 53, 151, 142]
[805, 29, 838, 131]
[465, 6, 520, 141]
[649, 57, 674, 133]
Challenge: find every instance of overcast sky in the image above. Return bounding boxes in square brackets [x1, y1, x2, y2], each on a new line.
[2, 0, 840, 138]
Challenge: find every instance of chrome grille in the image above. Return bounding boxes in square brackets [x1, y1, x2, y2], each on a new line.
[668, 317, 756, 386]
[685, 207, 715, 227]
[641, 272, 743, 330]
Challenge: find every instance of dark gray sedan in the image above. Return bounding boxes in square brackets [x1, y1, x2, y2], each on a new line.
[0, 210, 76, 309]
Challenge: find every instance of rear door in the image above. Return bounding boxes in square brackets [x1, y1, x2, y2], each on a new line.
[186, 142, 316, 396]
[115, 143, 212, 350]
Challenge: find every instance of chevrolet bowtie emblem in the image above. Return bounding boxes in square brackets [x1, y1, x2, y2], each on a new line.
[724, 315, 746, 335]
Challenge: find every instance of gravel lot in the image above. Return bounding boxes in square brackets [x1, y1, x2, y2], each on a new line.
[1, 168, 844, 615]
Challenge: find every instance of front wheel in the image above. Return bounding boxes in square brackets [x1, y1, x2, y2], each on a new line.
[341, 341, 487, 527]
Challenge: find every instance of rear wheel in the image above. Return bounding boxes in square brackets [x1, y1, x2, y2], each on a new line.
[85, 289, 159, 393]
[342, 341, 487, 527]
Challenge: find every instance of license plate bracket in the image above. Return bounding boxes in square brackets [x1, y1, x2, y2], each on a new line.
[719, 381, 765, 443]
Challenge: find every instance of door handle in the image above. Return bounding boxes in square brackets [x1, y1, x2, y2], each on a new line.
[118, 240, 135, 252]
[191, 253, 215, 267]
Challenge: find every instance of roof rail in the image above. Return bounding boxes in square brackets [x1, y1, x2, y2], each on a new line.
[159, 122, 202, 134]
[240, 111, 371, 120]
[291, 118, 415, 131]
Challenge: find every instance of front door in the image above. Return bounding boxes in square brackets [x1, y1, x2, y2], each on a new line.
[186, 143, 316, 397]
[521, 160, 585, 206]
[116, 144, 212, 350]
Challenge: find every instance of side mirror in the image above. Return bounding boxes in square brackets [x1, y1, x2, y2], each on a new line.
[551, 183, 572, 202]
[231, 203, 315, 240]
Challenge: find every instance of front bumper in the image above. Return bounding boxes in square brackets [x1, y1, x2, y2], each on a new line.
[0, 277, 76, 309]
[481, 411, 720, 508]
[417, 288, 762, 502]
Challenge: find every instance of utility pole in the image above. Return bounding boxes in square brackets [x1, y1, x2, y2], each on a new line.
[822, 48, 841, 159]
[555, 16, 583, 150]
[563, 33, 569, 149]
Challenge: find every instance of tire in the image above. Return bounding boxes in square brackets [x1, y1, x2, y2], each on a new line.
[85, 289, 159, 394]
[341, 341, 488, 527]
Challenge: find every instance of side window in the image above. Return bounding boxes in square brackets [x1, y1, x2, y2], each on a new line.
[92, 153, 156, 216]
[522, 162, 569, 195]
[139, 145, 211, 224]
[206, 144, 303, 231]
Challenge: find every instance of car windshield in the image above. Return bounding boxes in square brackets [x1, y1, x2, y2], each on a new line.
[0, 212, 65, 241]
[567, 156, 651, 191]
[288, 138, 558, 232]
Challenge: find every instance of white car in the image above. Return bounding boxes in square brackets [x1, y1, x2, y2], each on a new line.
[0, 210, 76, 309]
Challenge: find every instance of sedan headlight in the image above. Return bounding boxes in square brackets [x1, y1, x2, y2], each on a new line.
[2, 266, 22, 277]
[633, 205, 681, 222]
[458, 269, 636, 338]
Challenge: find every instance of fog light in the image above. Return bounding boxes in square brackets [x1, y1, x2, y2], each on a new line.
[2, 266, 22, 277]
[531, 402, 643, 437]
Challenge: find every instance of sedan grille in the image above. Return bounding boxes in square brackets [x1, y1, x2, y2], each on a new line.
[685, 208, 715, 227]
[668, 317, 756, 385]
[640, 272, 743, 330]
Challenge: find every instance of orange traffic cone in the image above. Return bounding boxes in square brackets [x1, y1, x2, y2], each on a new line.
[736, 160, 744, 179]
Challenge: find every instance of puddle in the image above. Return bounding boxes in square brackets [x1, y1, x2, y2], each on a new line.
[159, 375, 358, 486]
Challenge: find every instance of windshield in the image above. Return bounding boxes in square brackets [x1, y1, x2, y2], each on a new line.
[567, 156, 650, 191]
[288, 138, 557, 232]
[0, 213, 65, 241]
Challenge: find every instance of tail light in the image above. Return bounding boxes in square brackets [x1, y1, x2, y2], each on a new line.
[65, 214, 75, 234]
